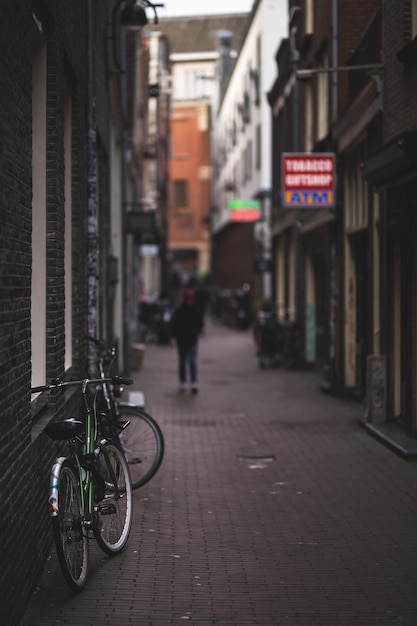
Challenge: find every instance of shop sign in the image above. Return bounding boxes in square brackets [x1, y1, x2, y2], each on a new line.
[126, 211, 159, 243]
[282, 153, 335, 208]
[227, 199, 261, 222]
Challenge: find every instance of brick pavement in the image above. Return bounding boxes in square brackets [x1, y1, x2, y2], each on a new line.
[19, 318, 417, 625]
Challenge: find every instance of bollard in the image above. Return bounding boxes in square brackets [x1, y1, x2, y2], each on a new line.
[130, 343, 145, 371]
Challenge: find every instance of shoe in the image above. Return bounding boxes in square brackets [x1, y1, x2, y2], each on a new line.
[191, 384, 199, 394]
[179, 384, 187, 393]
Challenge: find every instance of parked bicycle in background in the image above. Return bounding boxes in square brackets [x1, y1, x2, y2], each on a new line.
[138, 294, 173, 345]
[211, 285, 253, 330]
[253, 304, 302, 370]
[87, 335, 164, 490]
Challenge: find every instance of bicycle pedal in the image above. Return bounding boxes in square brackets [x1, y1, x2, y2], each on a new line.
[97, 503, 116, 516]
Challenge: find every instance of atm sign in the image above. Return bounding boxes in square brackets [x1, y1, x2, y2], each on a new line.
[282, 153, 335, 208]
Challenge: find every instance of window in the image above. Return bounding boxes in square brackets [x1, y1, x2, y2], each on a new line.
[256, 35, 261, 93]
[247, 140, 253, 181]
[173, 180, 193, 230]
[255, 124, 261, 170]
[317, 52, 329, 142]
[344, 146, 368, 232]
[174, 179, 188, 212]
[232, 119, 237, 146]
[305, 83, 313, 152]
[305, 0, 313, 35]
[234, 164, 239, 191]
[64, 81, 73, 371]
[31, 19, 47, 387]
[412, 0, 417, 37]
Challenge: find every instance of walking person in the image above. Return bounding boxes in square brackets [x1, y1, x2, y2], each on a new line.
[171, 289, 204, 393]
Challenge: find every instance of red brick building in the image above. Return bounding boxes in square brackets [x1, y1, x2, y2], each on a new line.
[168, 101, 212, 286]
[157, 14, 249, 293]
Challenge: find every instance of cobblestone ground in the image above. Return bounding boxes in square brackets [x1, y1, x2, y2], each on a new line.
[20, 318, 417, 625]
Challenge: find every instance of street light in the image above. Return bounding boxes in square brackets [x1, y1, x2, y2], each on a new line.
[118, 0, 148, 29]
[110, 1, 164, 73]
[110, 1, 147, 74]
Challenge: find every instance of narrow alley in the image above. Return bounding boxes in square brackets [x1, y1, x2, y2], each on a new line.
[21, 318, 417, 625]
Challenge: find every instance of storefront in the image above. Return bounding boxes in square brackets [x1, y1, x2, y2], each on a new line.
[363, 132, 417, 436]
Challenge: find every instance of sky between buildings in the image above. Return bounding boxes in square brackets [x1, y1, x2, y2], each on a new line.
[159, 0, 254, 18]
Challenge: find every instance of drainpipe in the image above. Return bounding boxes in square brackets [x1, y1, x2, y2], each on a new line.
[329, 0, 339, 390]
[332, 0, 339, 123]
[120, 30, 129, 374]
[290, 14, 301, 326]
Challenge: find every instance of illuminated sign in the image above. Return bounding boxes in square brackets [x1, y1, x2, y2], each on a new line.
[282, 153, 336, 208]
[227, 199, 261, 222]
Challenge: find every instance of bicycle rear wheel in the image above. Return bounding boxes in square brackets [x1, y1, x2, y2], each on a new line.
[117, 406, 164, 489]
[52, 460, 88, 591]
[93, 442, 132, 555]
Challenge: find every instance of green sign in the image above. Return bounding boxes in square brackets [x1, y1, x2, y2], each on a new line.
[227, 199, 261, 210]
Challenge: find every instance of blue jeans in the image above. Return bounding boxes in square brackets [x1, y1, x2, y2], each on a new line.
[177, 342, 198, 385]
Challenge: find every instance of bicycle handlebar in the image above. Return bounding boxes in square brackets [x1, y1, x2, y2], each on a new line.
[85, 334, 106, 349]
[85, 335, 116, 363]
[85, 335, 113, 354]
[31, 375, 133, 394]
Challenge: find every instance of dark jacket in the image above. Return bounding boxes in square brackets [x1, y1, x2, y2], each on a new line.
[171, 302, 203, 346]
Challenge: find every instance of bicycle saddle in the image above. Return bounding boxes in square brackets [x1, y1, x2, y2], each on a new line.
[45, 418, 85, 441]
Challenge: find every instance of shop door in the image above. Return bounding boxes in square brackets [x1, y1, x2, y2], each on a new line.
[314, 254, 327, 368]
[389, 230, 406, 421]
[354, 231, 368, 398]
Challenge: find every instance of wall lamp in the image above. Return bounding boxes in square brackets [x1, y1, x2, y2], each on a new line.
[118, 0, 148, 28]
[110, 0, 163, 73]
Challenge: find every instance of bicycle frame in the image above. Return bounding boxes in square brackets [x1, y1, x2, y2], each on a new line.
[49, 439, 122, 521]
[35, 376, 132, 521]
[85, 335, 165, 491]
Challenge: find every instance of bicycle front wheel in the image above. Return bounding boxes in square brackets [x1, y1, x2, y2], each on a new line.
[52, 460, 88, 592]
[118, 406, 164, 489]
[93, 442, 133, 555]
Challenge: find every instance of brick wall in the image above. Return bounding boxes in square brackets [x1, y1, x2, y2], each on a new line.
[298, 0, 381, 136]
[0, 1, 103, 622]
[0, 3, 41, 619]
[383, 0, 417, 140]
[338, 0, 380, 114]
[169, 102, 212, 260]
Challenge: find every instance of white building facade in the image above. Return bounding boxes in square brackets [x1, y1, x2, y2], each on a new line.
[212, 0, 287, 301]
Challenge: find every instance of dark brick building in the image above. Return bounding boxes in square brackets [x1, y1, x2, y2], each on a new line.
[268, 0, 417, 450]
[0, 1, 130, 622]
[268, 0, 381, 389]
[362, 0, 417, 441]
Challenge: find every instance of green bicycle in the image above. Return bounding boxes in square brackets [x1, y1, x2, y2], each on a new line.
[31, 375, 134, 591]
